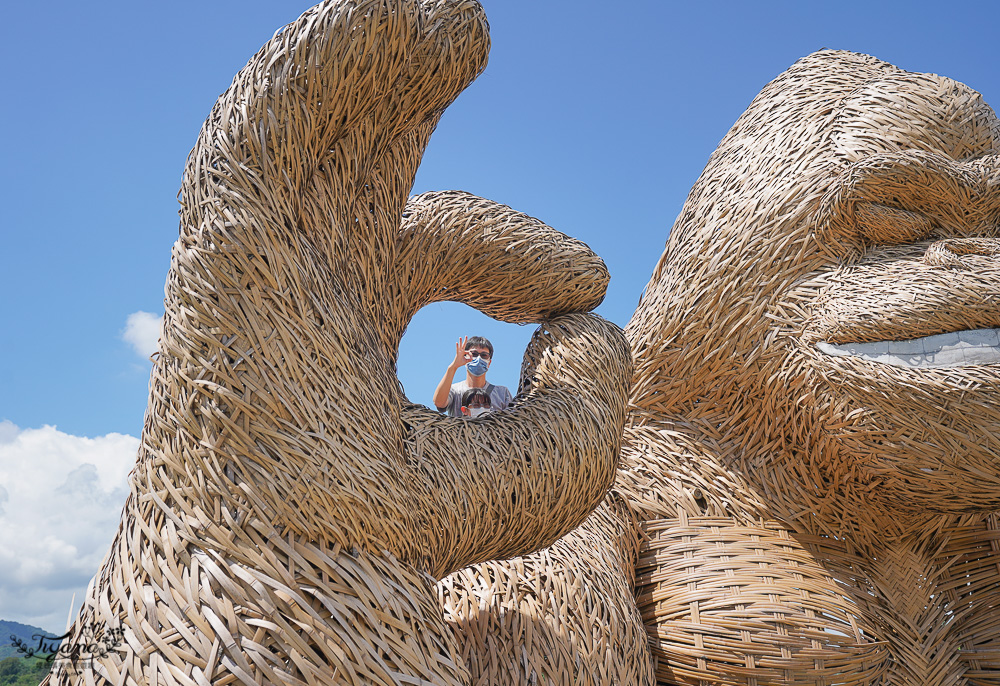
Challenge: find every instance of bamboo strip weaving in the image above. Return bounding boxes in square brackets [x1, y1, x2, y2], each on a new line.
[440, 49, 1000, 686]
[46, 2, 632, 684]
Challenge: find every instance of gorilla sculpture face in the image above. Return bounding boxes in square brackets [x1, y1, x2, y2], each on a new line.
[808, 157, 1000, 511]
[630, 50, 1000, 517]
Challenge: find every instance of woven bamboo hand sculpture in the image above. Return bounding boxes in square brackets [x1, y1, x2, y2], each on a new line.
[440, 51, 1000, 685]
[46, 3, 633, 685]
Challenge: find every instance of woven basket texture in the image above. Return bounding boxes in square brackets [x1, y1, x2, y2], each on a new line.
[43, 1, 1000, 683]
[45, 2, 633, 685]
[438, 50, 1000, 685]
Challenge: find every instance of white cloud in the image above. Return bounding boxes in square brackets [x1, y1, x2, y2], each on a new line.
[122, 311, 162, 358]
[0, 420, 138, 631]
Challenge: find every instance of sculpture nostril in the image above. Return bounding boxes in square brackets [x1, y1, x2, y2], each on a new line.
[923, 238, 1000, 268]
[924, 240, 968, 268]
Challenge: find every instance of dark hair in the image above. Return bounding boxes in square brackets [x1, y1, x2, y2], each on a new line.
[464, 336, 494, 357]
[461, 387, 491, 407]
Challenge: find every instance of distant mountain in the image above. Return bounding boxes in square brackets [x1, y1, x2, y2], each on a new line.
[0, 620, 60, 661]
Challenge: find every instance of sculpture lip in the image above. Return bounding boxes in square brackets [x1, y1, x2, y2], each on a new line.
[817, 327, 1000, 368]
[815, 150, 999, 249]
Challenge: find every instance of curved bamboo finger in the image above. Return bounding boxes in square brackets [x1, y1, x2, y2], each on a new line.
[385, 189, 611, 348]
[403, 313, 632, 579]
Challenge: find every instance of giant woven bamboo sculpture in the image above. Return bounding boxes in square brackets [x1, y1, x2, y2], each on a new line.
[441, 50, 1000, 685]
[46, 2, 634, 685]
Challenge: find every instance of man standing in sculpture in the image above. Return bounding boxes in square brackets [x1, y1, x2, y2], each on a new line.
[433, 335, 512, 417]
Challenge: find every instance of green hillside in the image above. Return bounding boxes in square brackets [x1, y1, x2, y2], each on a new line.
[0, 621, 57, 686]
[0, 621, 60, 661]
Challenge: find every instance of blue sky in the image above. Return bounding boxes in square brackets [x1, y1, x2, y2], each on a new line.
[1, 0, 998, 629]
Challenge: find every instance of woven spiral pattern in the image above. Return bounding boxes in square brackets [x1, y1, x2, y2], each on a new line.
[47, 2, 633, 685]
[440, 50, 1000, 685]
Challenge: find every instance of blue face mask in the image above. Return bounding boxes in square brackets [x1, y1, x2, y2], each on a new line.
[467, 356, 489, 377]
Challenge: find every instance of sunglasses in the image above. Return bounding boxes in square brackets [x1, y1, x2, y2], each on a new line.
[467, 349, 491, 359]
